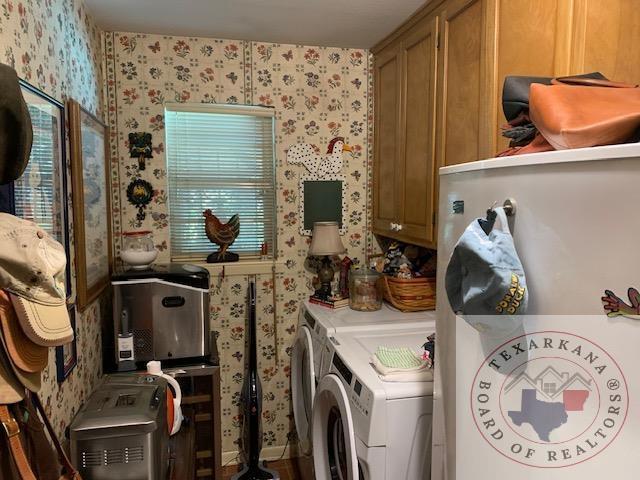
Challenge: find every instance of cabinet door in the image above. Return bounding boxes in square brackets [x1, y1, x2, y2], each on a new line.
[398, 16, 439, 246]
[571, 0, 640, 85]
[373, 43, 402, 236]
[494, 0, 573, 152]
[436, 0, 495, 167]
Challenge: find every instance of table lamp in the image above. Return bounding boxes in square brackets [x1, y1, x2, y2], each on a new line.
[309, 221, 346, 299]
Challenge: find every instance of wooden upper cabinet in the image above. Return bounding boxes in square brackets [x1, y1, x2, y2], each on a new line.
[373, 15, 438, 247]
[372, 0, 639, 248]
[493, 0, 573, 152]
[571, 0, 640, 85]
[398, 16, 438, 245]
[437, 0, 494, 167]
[372, 42, 402, 237]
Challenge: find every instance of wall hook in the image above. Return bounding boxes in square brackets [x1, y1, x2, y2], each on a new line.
[503, 198, 517, 216]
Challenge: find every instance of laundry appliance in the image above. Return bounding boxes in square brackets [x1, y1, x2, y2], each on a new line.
[312, 324, 435, 480]
[291, 301, 435, 479]
[433, 144, 640, 480]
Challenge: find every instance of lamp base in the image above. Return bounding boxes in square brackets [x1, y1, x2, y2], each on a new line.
[315, 256, 334, 300]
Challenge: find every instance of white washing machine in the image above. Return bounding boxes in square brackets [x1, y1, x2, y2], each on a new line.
[312, 325, 435, 480]
[291, 302, 435, 480]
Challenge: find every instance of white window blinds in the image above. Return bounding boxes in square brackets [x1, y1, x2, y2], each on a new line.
[165, 104, 276, 259]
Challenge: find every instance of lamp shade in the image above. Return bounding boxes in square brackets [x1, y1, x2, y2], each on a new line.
[309, 222, 345, 256]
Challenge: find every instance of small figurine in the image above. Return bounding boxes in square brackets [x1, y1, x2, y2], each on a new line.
[396, 263, 413, 280]
[423, 333, 436, 364]
[339, 256, 353, 298]
[203, 210, 240, 263]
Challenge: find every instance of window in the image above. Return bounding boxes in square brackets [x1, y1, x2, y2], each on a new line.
[165, 104, 276, 260]
[543, 382, 556, 395]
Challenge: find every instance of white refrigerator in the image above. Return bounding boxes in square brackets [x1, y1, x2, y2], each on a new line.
[433, 144, 640, 479]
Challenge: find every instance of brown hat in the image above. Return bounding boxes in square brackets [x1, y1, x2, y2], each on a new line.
[0, 324, 40, 393]
[0, 334, 24, 403]
[0, 64, 33, 185]
[0, 213, 73, 347]
[0, 290, 47, 373]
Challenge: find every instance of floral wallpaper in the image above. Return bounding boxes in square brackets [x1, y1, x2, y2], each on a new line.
[105, 31, 374, 455]
[0, 0, 105, 438]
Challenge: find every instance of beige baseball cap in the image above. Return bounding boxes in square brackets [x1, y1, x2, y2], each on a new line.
[0, 213, 73, 347]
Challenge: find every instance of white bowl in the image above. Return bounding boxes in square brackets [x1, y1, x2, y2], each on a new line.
[120, 249, 158, 269]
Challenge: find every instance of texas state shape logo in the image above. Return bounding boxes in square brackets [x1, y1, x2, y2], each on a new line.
[471, 331, 628, 468]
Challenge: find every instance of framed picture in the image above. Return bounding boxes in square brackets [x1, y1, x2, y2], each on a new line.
[299, 174, 347, 236]
[0, 80, 72, 301]
[68, 99, 112, 311]
[56, 306, 77, 382]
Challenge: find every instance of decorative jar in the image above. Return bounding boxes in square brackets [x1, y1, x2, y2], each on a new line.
[349, 269, 382, 311]
[121, 231, 158, 269]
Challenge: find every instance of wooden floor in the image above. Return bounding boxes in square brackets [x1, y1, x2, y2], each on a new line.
[221, 458, 303, 480]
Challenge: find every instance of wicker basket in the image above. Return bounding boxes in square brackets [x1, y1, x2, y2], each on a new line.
[379, 275, 436, 312]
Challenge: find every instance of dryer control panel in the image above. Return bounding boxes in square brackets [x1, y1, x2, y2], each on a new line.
[351, 378, 373, 417]
[331, 352, 373, 417]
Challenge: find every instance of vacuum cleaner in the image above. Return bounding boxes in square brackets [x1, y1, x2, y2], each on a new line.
[232, 276, 280, 480]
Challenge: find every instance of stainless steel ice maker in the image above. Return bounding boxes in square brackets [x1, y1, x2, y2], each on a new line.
[112, 264, 210, 365]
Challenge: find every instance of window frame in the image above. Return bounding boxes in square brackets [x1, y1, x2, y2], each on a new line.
[164, 102, 277, 262]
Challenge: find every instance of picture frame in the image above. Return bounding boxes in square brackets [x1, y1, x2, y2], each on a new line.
[299, 174, 347, 236]
[0, 80, 72, 301]
[55, 306, 77, 382]
[68, 99, 112, 311]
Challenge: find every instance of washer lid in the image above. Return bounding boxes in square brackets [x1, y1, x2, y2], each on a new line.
[313, 374, 359, 480]
[303, 300, 435, 334]
[291, 325, 315, 455]
[334, 327, 434, 400]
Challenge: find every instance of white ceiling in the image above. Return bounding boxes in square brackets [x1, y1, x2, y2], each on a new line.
[85, 0, 427, 49]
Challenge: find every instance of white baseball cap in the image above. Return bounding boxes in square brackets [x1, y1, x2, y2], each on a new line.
[0, 213, 73, 347]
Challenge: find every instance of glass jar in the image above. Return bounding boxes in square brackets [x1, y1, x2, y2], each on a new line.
[121, 231, 158, 269]
[349, 270, 382, 311]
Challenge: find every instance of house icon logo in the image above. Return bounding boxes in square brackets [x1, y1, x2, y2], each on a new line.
[470, 331, 628, 468]
[504, 366, 593, 443]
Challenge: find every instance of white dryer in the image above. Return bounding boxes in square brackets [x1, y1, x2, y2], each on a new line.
[291, 302, 435, 480]
[312, 325, 435, 480]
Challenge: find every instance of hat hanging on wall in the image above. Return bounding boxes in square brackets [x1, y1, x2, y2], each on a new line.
[445, 206, 528, 332]
[128, 132, 153, 171]
[0, 64, 33, 185]
[0, 213, 74, 348]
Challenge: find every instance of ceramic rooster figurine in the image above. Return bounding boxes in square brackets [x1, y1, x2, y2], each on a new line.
[286, 136, 352, 178]
[203, 210, 240, 263]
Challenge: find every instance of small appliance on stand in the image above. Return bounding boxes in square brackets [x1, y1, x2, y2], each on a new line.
[232, 276, 279, 480]
[111, 263, 210, 371]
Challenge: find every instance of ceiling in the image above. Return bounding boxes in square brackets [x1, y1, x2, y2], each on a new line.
[85, 0, 427, 49]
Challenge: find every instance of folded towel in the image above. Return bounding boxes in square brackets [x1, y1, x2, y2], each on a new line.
[372, 346, 433, 382]
[375, 346, 425, 370]
[377, 369, 434, 383]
